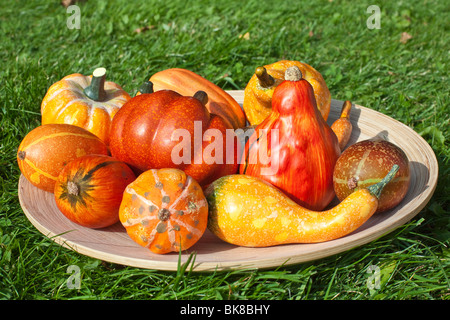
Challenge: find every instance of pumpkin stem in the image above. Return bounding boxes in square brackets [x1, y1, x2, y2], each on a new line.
[193, 91, 208, 105]
[158, 208, 171, 221]
[255, 66, 275, 88]
[67, 181, 80, 196]
[18, 151, 26, 160]
[285, 66, 302, 81]
[84, 67, 107, 101]
[367, 164, 399, 199]
[340, 101, 352, 118]
[138, 80, 154, 94]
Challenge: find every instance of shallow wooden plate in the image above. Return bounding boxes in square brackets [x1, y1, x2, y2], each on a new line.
[18, 91, 439, 272]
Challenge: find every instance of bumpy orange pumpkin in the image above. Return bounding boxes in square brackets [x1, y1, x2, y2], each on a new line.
[119, 168, 208, 254]
[17, 124, 109, 193]
[243, 60, 331, 126]
[149, 68, 247, 129]
[41, 67, 131, 145]
[54, 154, 136, 228]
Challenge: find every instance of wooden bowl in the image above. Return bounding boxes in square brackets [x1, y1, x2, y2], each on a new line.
[18, 91, 439, 271]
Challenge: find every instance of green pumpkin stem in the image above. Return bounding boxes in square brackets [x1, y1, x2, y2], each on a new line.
[138, 80, 154, 94]
[367, 164, 399, 199]
[84, 67, 107, 101]
[255, 66, 275, 88]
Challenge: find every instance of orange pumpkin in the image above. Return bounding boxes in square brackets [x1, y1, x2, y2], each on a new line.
[54, 154, 136, 228]
[109, 88, 240, 187]
[243, 60, 331, 126]
[41, 67, 131, 145]
[148, 68, 246, 129]
[119, 168, 208, 254]
[17, 124, 109, 193]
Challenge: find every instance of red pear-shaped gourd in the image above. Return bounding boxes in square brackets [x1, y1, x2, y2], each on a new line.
[240, 66, 340, 210]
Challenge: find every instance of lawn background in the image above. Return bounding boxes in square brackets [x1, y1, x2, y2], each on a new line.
[0, 0, 448, 300]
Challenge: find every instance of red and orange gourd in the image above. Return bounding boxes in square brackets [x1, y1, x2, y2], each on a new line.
[240, 66, 340, 211]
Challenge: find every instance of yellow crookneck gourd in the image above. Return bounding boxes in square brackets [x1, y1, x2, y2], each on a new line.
[205, 165, 399, 247]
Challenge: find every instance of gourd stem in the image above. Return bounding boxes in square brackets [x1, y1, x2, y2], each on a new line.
[67, 181, 80, 196]
[340, 100, 352, 118]
[285, 66, 302, 81]
[193, 90, 208, 105]
[158, 208, 171, 221]
[138, 80, 154, 94]
[255, 66, 275, 88]
[84, 67, 107, 101]
[367, 164, 399, 199]
[18, 151, 26, 160]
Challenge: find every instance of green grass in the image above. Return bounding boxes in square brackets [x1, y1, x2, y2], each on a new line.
[1, 0, 448, 300]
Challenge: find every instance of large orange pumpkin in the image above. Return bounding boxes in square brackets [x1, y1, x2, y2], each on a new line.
[148, 68, 246, 129]
[54, 154, 136, 228]
[41, 67, 131, 145]
[17, 124, 109, 193]
[119, 168, 208, 254]
[243, 60, 331, 126]
[109, 89, 240, 187]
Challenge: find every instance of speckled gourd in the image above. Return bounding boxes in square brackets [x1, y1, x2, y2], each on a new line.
[205, 165, 399, 247]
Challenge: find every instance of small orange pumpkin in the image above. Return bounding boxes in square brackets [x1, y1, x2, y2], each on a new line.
[243, 60, 331, 126]
[119, 168, 208, 254]
[41, 67, 131, 145]
[17, 124, 109, 193]
[54, 154, 136, 228]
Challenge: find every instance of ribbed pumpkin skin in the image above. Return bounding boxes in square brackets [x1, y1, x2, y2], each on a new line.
[119, 168, 208, 254]
[17, 124, 109, 193]
[240, 71, 340, 211]
[41, 73, 131, 145]
[149, 68, 247, 129]
[109, 90, 240, 187]
[54, 154, 136, 228]
[243, 60, 330, 126]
